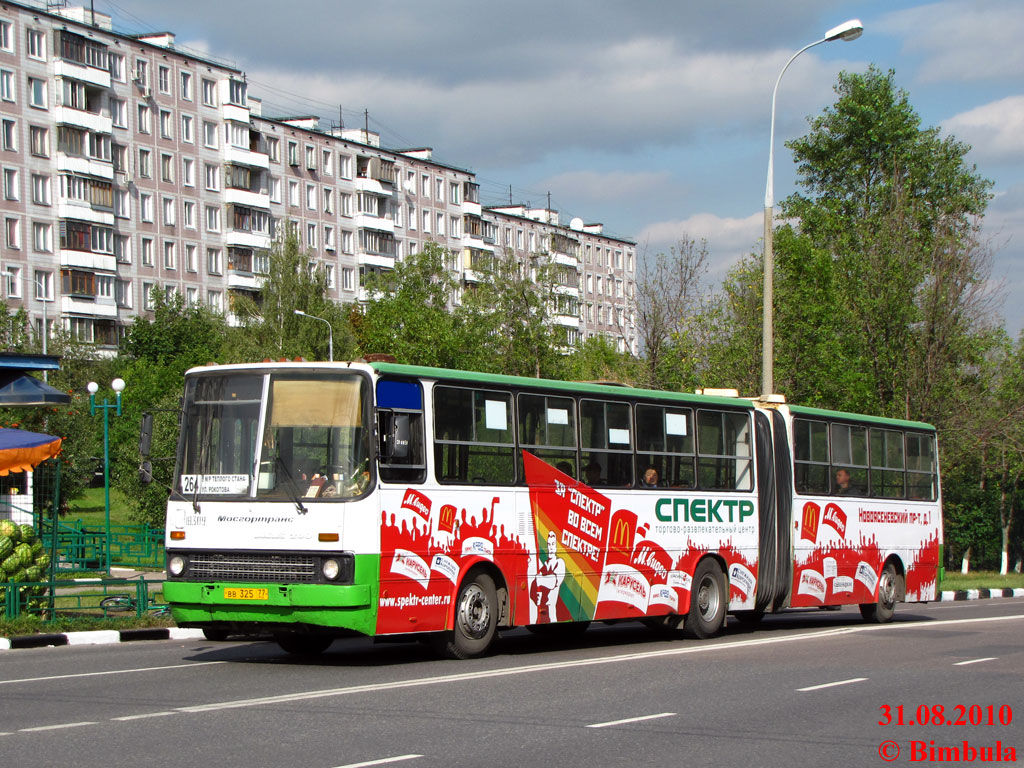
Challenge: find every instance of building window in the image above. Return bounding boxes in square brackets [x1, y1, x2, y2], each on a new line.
[269, 176, 281, 203]
[180, 71, 193, 101]
[183, 200, 196, 229]
[322, 149, 332, 175]
[161, 153, 174, 183]
[288, 180, 299, 207]
[207, 247, 222, 275]
[203, 121, 217, 148]
[185, 243, 198, 272]
[137, 104, 151, 134]
[115, 278, 132, 308]
[201, 78, 216, 107]
[341, 193, 352, 217]
[35, 270, 53, 300]
[27, 29, 45, 61]
[32, 222, 52, 252]
[28, 77, 46, 108]
[143, 282, 155, 310]
[29, 126, 49, 157]
[133, 59, 149, 88]
[306, 183, 316, 210]
[182, 157, 195, 187]
[158, 66, 170, 94]
[0, 69, 13, 102]
[205, 205, 220, 233]
[324, 225, 335, 250]
[4, 218, 19, 250]
[306, 222, 317, 248]
[5, 265, 21, 296]
[287, 141, 298, 166]
[204, 163, 219, 191]
[0, 20, 12, 53]
[139, 193, 153, 222]
[110, 98, 126, 128]
[342, 267, 354, 291]
[341, 231, 353, 254]
[141, 238, 154, 266]
[208, 290, 222, 313]
[1, 119, 15, 151]
[181, 114, 193, 143]
[2, 167, 19, 200]
[115, 234, 130, 262]
[228, 79, 246, 106]
[162, 197, 176, 226]
[108, 53, 125, 81]
[159, 109, 173, 139]
[163, 240, 176, 269]
[266, 136, 279, 162]
[31, 174, 50, 205]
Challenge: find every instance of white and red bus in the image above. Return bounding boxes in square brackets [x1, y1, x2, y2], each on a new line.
[160, 361, 942, 657]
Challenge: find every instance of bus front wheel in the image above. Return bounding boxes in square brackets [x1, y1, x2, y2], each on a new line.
[683, 559, 727, 639]
[434, 572, 498, 660]
[860, 562, 900, 624]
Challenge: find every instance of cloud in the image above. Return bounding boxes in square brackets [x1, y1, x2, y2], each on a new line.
[880, 1, 1024, 83]
[536, 170, 675, 207]
[943, 96, 1024, 165]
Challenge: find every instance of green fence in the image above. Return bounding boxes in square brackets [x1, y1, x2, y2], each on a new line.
[2, 576, 166, 621]
[34, 518, 165, 571]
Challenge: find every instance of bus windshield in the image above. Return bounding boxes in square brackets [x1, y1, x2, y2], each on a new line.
[177, 371, 371, 499]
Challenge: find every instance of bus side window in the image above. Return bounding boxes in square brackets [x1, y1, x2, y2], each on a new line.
[376, 379, 426, 484]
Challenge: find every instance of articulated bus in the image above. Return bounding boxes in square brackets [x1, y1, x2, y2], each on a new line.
[161, 361, 942, 657]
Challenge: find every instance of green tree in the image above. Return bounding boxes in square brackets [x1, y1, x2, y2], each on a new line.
[229, 227, 356, 363]
[353, 242, 471, 368]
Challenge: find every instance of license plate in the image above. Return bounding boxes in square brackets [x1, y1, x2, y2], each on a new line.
[224, 587, 268, 601]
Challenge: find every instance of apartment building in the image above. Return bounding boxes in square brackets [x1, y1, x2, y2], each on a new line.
[0, 1, 636, 355]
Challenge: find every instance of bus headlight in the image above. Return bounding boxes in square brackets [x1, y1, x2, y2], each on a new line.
[322, 558, 341, 581]
[168, 554, 188, 577]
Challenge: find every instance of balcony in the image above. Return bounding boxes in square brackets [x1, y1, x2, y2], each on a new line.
[224, 187, 270, 209]
[225, 230, 270, 249]
[54, 59, 110, 89]
[222, 103, 250, 125]
[357, 253, 396, 269]
[61, 296, 118, 318]
[54, 107, 112, 135]
[224, 144, 270, 170]
[353, 213, 394, 233]
[55, 154, 114, 180]
[56, 202, 114, 227]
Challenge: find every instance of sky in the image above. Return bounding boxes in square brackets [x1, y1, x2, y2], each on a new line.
[98, 0, 1024, 334]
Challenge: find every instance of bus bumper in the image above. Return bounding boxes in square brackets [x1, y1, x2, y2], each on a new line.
[163, 581, 376, 636]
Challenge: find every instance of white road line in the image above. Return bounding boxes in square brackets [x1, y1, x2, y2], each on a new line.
[0, 660, 227, 686]
[19, 722, 96, 733]
[953, 657, 997, 666]
[587, 712, 676, 728]
[111, 711, 178, 721]
[331, 756, 422, 768]
[797, 677, 868, 692]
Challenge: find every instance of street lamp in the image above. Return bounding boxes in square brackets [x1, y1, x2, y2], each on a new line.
[88, 377, 125, 576]
[761, 18, 863, 397]
[294, 310, 334, 362]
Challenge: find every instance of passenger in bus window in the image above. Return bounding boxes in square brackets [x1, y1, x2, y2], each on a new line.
[584, 461, 603, 486]
[556, 460, 574, 478]
[641, 466, 659, 488]
[834, 468, 854, 496]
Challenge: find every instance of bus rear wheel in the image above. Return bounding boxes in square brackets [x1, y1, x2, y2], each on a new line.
[274, 632, 334, 656]
[434, 571, 498, 660]
[683, 559, 727, 639]
[860, 562, 900, 624]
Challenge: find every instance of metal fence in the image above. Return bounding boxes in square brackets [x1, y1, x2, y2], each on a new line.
[2, 575, 166, 621]
[37, 519, 165, 571]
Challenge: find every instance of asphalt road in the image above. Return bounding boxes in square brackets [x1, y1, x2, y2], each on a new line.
[2, 599, 1022, 768]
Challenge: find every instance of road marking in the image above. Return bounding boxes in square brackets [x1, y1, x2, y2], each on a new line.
[0, 660, 227, 686]
[587, 712, 676, 728]
[797, 677, 868, 692]
[112, 711, 177, 721]
[331, 756, 422, 768]
[953, 657, 997, 666]
[19, 722, 96, 732]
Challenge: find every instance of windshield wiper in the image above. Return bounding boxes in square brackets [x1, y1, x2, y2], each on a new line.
[274, 455, 308, 515]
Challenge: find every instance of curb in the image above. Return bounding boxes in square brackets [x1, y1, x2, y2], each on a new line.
[0, 627, 205, 651]
[939, 588, 1024, 602]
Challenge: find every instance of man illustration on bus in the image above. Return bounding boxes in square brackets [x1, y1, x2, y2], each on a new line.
[531, 529, 566, 623]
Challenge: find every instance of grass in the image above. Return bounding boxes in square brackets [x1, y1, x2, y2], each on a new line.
[939, 570, 1024, 591]
[64, 486, 136, 527]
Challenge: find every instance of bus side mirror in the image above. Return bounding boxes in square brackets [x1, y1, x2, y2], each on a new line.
[139, 413, 153, 457]
[139, 460, 153, 484]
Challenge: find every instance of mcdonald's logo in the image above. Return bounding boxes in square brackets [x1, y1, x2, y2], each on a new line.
[611, 516, 634, 551]
[437, 504, 456, 534]
[800, 501, 820, 543]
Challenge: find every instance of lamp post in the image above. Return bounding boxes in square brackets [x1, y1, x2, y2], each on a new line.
[762, 18, 863, 397]
[294, 309, 334, 362]
[88, 378, 125, 576]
